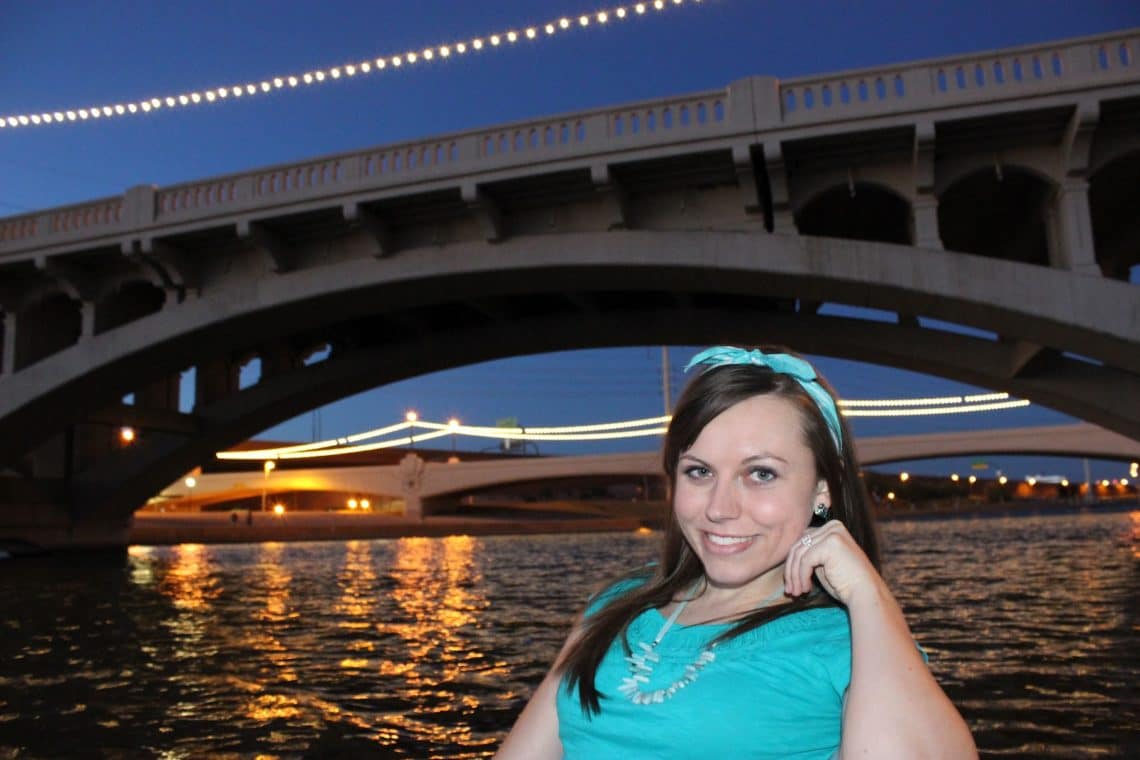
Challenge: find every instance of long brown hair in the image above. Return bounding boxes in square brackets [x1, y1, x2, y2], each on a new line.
[557, 348, 880, 716]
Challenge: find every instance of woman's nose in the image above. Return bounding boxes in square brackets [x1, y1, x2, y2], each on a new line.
[705, 479, 742, 521]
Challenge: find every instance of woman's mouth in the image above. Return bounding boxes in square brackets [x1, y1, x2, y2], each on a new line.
[704, 532, 757, 551]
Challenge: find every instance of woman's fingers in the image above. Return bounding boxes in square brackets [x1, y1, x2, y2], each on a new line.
[785, 522, 874, 603]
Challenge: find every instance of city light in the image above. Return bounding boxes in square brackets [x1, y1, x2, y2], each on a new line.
[272, 503, 285, 515]
[120, 426, 136, 443]
[899, 472, 909, 482]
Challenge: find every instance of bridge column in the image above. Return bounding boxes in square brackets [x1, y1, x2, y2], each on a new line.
[259, 342, 300, 379]
[1, 312, 13, 376]
[911, 122, 942, 250]
[398, 453, 426, 521]
[79, 301, 96, 340]
[193, 357, 240, 408]
[1049, 179, 1100, 275]
[0, 489, 132, 553]
[911, 196, 943, 250]
[762, 143, 797, 234]
[135, 373, 181, 411]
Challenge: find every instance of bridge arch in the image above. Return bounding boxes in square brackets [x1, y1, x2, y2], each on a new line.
[1089, 148, 1140, 280]
[14, 291, 82, 371]
[938, 165, 1054, 266]
[94, 280, 166, 336]
[795, 182, 911, 245]
[0, 228, 1134, 541]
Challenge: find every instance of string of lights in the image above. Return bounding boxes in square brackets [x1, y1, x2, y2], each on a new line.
[1, 1, 700, 131]
[216, 393, 1031, 461]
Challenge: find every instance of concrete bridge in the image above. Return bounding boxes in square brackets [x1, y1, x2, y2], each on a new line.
[168, 423, 1140, 518]
[0, 30, 1138, 549]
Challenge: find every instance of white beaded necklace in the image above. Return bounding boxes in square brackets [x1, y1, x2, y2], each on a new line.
[618, 585, 788, 705]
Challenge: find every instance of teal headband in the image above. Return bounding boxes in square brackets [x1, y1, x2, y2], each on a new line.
[683, 346, 844, 451]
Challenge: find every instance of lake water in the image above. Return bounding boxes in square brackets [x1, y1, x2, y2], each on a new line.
[0, 510, 1137, 758]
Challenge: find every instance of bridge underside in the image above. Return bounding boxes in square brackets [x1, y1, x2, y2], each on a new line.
[1, 229, 1138, 550]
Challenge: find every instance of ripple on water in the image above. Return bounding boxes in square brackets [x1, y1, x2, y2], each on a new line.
[0, 514, 1136, 758]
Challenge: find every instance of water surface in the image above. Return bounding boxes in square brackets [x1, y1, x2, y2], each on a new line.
[0, 511, 1136, 758]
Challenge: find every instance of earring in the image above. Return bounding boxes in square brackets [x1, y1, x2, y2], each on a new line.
[813, 503, 830, 520]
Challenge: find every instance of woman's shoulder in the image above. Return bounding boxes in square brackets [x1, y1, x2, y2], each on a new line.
[582, 566, 655, 617]
[720, 602, 851, 649]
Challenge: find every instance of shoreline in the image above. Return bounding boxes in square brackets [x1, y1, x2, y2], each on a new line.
[129, 511, 650, 546]
[127, 498, 1138, 547]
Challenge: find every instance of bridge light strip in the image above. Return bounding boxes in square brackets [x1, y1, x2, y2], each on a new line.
[1, 1, 702, 131]
[272, 429, 456, 459]
[217, 394, 1029, 462]
[838, 392, 1011, 408]
[841, 399, 1030, 417]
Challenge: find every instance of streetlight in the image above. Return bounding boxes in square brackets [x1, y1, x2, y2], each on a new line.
[448, 417, 460, 453]
[406, 410, 418, 449]
[184, 476, 197, 511]
[261, 460, 276, 512]
[119, 426, 136, 444]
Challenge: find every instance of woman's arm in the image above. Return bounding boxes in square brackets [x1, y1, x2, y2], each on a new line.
[494, 666, 565, 760]
[786, 522, 978, 760]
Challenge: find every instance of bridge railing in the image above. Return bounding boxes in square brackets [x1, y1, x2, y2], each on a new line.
[1, 28, 1137, 258]
[779, 28, 1138, 126]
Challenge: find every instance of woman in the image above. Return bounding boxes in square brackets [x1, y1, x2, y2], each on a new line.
[497, 346, 977, 759]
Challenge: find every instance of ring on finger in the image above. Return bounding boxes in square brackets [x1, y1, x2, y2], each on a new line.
[800, 534, 813, 548]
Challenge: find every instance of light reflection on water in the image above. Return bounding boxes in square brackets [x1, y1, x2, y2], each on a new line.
[0, 511, 1135, 758]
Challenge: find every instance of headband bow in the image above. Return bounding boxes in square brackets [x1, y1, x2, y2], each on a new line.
[684, 346, 843, 451]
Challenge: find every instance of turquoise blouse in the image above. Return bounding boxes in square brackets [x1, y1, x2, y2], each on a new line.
[556, 584, 852, 759]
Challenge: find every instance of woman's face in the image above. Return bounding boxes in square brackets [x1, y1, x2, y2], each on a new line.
[673, 393, 828, 598]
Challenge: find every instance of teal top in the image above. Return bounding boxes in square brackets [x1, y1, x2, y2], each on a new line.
[556, 581, 852, 759]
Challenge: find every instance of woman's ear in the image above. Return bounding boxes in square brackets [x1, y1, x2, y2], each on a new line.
[814, 479, 830, 505]
[811, 480, 831, 524]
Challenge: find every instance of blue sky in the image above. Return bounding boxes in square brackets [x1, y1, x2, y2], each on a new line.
[2, 1, 1138, 482]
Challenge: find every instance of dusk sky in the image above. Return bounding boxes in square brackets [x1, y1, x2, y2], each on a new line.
[3, 1, 1138, 482]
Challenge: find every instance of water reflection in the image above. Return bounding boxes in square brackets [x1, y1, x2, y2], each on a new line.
[379, 534, 496, 750]
[1, 515, 1135, 758]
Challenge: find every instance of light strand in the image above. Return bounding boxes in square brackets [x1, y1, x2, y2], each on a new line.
[216, 394, 1031, 461]
[1, 1, 700, 131]
[841, 399, 1031, 417]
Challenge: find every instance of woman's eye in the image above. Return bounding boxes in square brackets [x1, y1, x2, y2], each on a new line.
[683, 465, 711, 479]
[749, 468, 776, 482]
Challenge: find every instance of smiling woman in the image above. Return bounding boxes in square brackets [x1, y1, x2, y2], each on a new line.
[495, 345, 978, 759]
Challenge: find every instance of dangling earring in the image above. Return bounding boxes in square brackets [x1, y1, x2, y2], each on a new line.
[813, 503, 830, 520]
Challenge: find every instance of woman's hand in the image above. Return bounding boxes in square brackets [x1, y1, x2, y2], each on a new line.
[783, 520, 882, 605]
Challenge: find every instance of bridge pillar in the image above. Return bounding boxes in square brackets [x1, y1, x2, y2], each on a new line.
[762, 143, 797, 234]
[194, 357, 240, 409]
[398, 453, 426, 521]
[135, 373, 181, 411]
[1, 312, 13, 376]
[260, 342, 300, 378]
[911, 196, 943, 250]
[80, 300, 96, 339]
[0, 495, 131, 553]
[1049, 179, 1100, 275]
